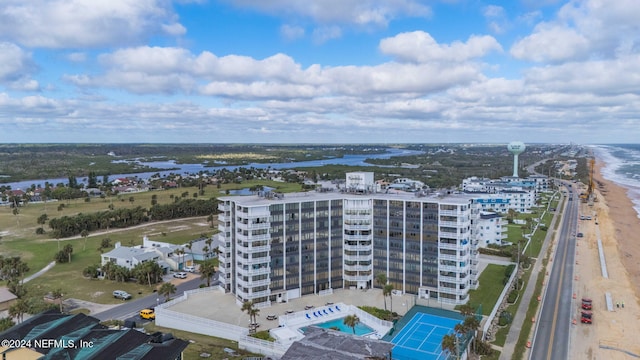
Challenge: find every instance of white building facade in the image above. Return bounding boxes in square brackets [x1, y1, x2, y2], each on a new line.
[217, 173, 480, 307]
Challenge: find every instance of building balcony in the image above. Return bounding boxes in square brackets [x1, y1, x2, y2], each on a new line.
[439, 286, 468, 296]
[439, 231, 458, 238]
[344, 224, 372, 231]
[343, 264, 372, 272]
[236, 243, 271, 253]
[249, 289, 271, 298]
[218, 203, 230, 212]
[439, 254, 459, 261]
[344, 243, 373, 252]
[343, 254, 372, 262]
[439, 275, 458, 283]
[439, 264, 460, 272]
[248, 222, 270, 230]
[438, 242, 459, 250]
[236, 277, 271, 288]
[343, 274, 372, 282]
[344, 234, 372, 241]
[237, 255, 271, 265]
[218, 214, 230, 222]
[245, 266, 271, 276]
[439, 210, 461, 216]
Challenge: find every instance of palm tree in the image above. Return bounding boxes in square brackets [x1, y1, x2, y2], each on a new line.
[199, 260, 217, 287]
[458, 303, 475, 317]
[158, 282, 177, 302]
[241, 300, 257, 334]
[343, 314, 360, 334]
[376, 272, 388, 311]
[441, 333, 458, 359]
[81, 229, 89, 251]
[8, 299, 29, 323]
[202, 246, 209, 260]
[383, 284, 394, 312]
[205, 237, 213, 258]
[51, 288, 64, 313]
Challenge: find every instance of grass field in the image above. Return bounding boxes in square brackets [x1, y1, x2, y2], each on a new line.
[0, 181, 303, 303]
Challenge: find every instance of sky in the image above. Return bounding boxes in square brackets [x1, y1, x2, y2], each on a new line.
[0, 0, 638, 144]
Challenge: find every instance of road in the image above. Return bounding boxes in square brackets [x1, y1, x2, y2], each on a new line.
[92, 277, 214, 322]
[530, 183, 578, 360]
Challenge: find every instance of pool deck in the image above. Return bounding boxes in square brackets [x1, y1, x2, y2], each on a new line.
[165, 286, 411, 332]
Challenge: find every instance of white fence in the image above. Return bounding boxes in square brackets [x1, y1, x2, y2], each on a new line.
[155, 286, 248, 341]
[238, 335, 289, 358]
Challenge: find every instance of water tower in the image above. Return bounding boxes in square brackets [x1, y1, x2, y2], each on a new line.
[507, 141, 526, 177]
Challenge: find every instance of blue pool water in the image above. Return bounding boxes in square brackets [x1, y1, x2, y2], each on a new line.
[302, 317, 375, 336]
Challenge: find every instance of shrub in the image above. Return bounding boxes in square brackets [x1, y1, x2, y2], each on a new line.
[507, 291, 519, 303]
[251, 330, 275, 342]
[499, 311, 512, 326]
[358, 305, 395, 321]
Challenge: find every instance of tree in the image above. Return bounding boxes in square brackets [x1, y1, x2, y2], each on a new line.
[383, 284, 394, 312]
[343, 314, 360, 334]
[8, 299, 30, 323]
[0, 317, 15, 332]
[158, 282, 177, 302]
[81, 229, 89, 251]
[199, 260, 217, 287]
[63, 243, 73, 263]
[376, 273, 388, 310]
[83, 264, 99, 279]
[241, 300, 258, 334]
[441, 333, 458, 359]
[51, 288, 64, 313]
[37, 213, 49, 225]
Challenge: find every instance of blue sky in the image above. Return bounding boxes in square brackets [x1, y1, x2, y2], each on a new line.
[0, 0, 638, 144]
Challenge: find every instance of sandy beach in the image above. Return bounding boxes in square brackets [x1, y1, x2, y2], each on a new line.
[569, 159, 640, 359]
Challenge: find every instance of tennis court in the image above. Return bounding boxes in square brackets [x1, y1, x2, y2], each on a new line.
[390, 311, 463, 360]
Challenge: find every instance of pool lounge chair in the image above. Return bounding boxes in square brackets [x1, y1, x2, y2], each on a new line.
[328, 308, 334, 313]
[306, 313, 311, 320]
[323, 309, 329, 315]
[313, 312, 318, 317]
[335, 305, 341, 311]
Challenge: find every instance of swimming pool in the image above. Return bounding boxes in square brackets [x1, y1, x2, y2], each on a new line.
[301, 317, 375, 336]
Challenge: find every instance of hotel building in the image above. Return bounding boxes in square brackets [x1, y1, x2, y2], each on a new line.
[217, 172, 482, 308]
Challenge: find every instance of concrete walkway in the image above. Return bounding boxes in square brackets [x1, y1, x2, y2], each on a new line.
[499, 201, 562, 359]
[24, 261, 56, 283]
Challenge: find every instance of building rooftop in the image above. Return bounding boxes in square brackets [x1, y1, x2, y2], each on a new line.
[219, 188, 474, 206]
[0, 310, 188, 360]
[280, 326, 393, 360]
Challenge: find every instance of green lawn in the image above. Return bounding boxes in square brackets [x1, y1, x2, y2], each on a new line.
[144, 323, 263, 360]
[464, 264, 508, 316]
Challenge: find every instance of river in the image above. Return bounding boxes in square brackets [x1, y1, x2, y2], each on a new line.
[4, 148, 422, 190]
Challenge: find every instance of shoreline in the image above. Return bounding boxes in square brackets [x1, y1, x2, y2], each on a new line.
[593, 157, 640, 300]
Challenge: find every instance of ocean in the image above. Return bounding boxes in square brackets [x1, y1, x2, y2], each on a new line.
[593, 144, 640, 219]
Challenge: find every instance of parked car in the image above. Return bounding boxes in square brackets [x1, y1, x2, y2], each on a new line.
[581, 311, 592, 324]
[185, 265, 196, 273]
[173, 272, 188, 279]
[581, 298, 592, 310]
[266, 314, 278, 320]
[113, 290, 132, 300]
[139, 308, 155, 320]
[577, 233, 584, 238]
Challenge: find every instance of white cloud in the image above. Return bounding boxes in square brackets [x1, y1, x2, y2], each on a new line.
[312, 26, 342, 44]
[68, 45, 484, 99]
[0, 42, 38, 90]
[510, 24, 589, 62]
[511, 0, 640, 62]
[379, 31, 502, 63]
[280, 24, 305, 41]
[225, 0, 431, 26]
[0, 0, 185, 48]
[67, 52, 87, 62]
[483, 5, 504, 18]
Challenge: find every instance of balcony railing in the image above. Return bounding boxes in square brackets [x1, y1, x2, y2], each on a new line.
[343, 224, 372, 231]
[438, 243, 459, 250]
[343, 234, 372, 241]
[343, 254, 372, 262]
[343, 264, 372, 272]
[218, 203, 230, 212]
[343, 274, 372, 282]
[343, 244, 372, 252]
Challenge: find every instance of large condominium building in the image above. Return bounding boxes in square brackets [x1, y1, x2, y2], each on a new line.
[217, 172, 480, 308]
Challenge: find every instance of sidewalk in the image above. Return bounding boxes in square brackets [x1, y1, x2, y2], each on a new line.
[499, 201, 561, 359]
